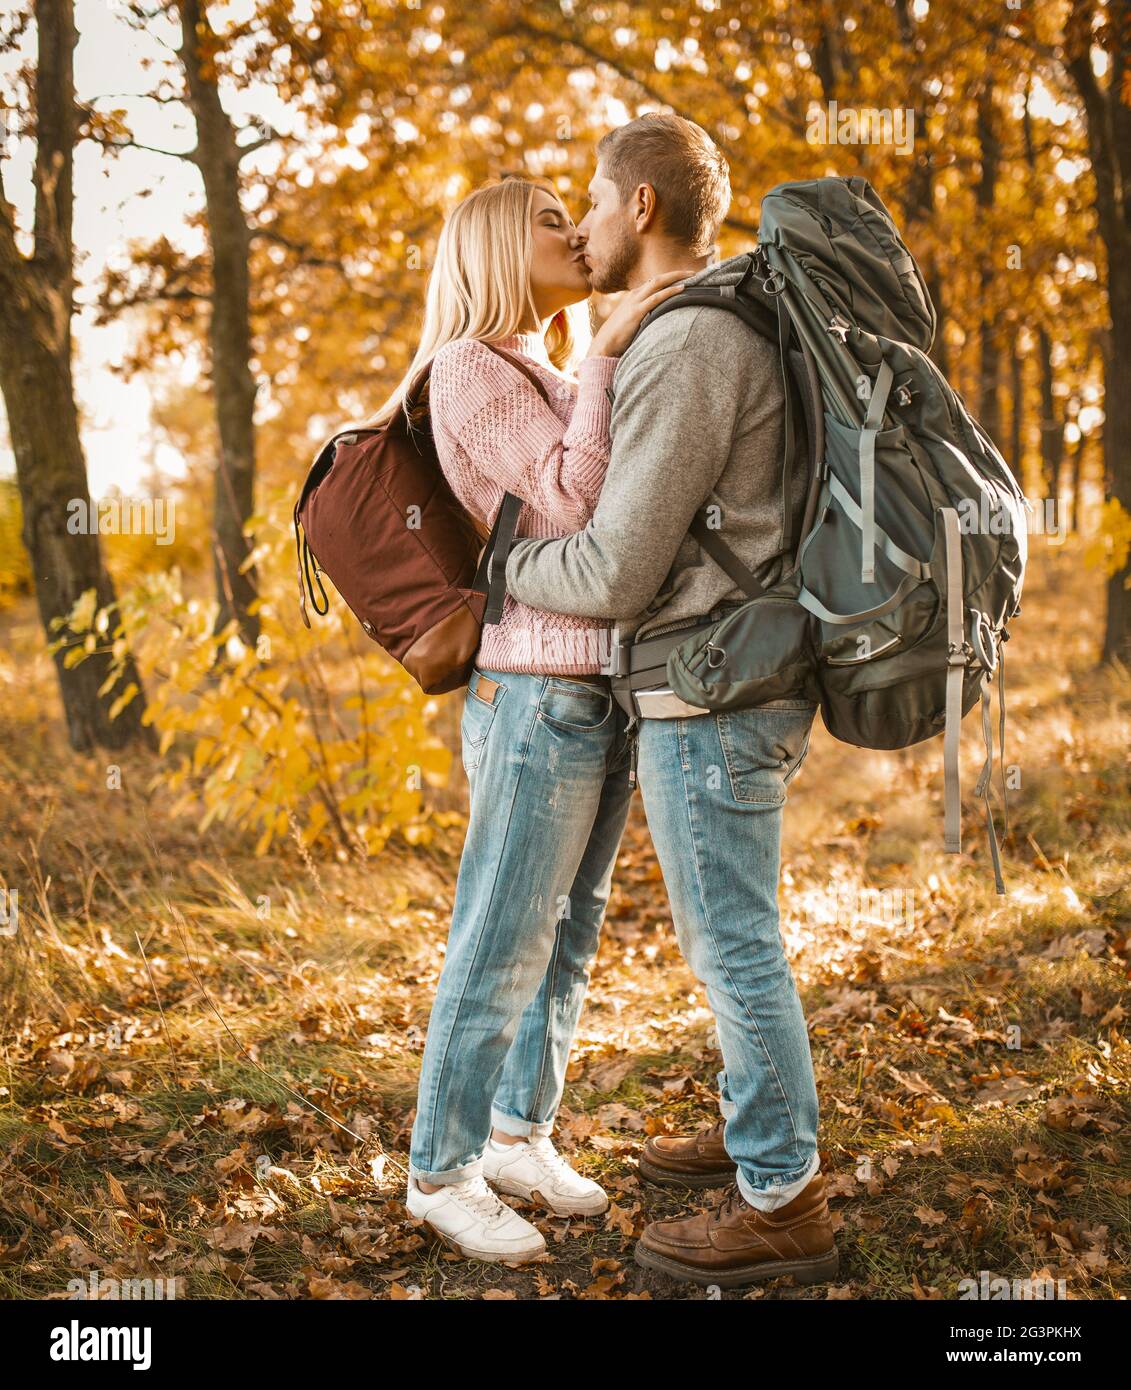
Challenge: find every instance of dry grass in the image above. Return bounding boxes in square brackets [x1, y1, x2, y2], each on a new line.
[0, 537, 1127, 1300]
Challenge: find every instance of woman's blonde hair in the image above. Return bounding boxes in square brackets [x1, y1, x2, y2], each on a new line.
[367, 176, 586, 426]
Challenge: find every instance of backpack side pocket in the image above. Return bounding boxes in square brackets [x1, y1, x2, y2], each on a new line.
[667, 591, 817, 713]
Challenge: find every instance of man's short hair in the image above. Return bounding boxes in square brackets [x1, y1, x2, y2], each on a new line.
[596, 113, 731, 256]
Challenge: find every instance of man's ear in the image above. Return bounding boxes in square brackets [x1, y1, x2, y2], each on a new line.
[632, 182, 659, 234]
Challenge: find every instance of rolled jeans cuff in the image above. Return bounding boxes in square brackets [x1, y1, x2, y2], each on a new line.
[408, 1156, 483, 1187]
[489, 1105, 555, 1140]
[736, 1151, 821, 1213]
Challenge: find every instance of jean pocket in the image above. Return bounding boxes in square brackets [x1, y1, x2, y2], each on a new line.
[537, 679, 614, 734]
[717, 703, 816, 804]
[461, 669, 506, 773]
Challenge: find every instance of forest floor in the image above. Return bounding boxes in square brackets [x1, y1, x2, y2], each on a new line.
[0, 537, 1128, 1301]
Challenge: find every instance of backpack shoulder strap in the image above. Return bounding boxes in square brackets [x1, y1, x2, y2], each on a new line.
[483, 343, 553, 406]
[467, 343, 554, 625]
[632, 268, 820, 598]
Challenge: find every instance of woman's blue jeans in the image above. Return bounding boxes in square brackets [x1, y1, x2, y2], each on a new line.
[409, 666, 634, 1185]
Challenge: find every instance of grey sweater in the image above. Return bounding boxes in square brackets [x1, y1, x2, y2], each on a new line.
[505, 253, 808, 648]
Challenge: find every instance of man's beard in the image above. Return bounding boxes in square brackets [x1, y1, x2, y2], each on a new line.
[589, 222, 641, 294]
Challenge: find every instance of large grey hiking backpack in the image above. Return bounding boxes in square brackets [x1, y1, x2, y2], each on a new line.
[650, 176, 1027, 893]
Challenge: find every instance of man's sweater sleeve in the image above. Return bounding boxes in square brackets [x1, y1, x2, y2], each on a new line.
[504, 343, 743, 619]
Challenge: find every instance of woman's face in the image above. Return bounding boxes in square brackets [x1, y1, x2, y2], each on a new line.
[527, 188, 591, 319]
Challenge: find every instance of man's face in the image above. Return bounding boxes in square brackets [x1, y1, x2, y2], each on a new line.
[576, 167, 642, 294]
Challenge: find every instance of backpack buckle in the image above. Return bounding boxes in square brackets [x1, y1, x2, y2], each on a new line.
[751, 245, 786, 296]
[969, 612, 998, 673]
[827, 312, 852, 343]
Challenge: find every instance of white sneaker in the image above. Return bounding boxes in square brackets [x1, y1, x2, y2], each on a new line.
[482, 1135, 610, 1216]
[405, 1173, 546, 1263]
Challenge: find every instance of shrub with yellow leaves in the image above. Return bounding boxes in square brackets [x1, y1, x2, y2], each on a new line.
[54, 487, 452, 857]
[1083, 497, 1131, 585]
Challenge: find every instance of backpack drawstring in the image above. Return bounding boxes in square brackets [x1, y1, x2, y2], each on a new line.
[293, 509, 328, 629]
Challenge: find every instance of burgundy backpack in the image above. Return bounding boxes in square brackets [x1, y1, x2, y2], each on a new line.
[294, 345, 551, 694]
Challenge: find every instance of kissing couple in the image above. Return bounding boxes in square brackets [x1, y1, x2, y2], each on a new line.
[368, 112, 838, 1291]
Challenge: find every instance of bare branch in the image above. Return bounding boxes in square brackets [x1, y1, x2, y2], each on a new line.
[235, 129, 293, 160]
[86, 91, 185, 105]
[104, 286, 209, 312]
[250, 225, 387, 302]
[90, 134, 198, 161]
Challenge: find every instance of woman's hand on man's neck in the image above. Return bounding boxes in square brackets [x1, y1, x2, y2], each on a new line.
[627, 244, 709, 289]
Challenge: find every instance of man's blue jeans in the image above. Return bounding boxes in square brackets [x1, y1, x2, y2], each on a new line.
[409, 667, 634, 1185]
[634, 699, 821, 1212]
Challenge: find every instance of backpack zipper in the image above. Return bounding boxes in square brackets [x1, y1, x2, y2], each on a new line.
[823, 632, 902, 664]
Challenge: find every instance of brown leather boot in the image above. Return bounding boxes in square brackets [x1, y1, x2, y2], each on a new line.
[634, 1171, 839, 1289]
[638, 1118, 737, 1189]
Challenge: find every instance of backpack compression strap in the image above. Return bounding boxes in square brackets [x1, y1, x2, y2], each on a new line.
[973, 669, 1006, 895]
[860, 358, 894, 586]
[688, 514, 767, 600]
[941, 506, 966, 859]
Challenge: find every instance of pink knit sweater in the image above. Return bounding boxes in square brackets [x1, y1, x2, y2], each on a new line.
[428, 331, 618, 675]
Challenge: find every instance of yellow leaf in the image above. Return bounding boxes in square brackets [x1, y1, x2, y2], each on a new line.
[108, 683, 139, 720]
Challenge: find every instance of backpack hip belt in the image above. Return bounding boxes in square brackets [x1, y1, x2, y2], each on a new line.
[608, 615, 734, 719]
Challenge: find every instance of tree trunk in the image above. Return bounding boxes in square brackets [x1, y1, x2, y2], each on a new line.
[1067, 0, 1131, 665]
[1069, 426, 1087, 535]
[1101, 273, 1131, 660]
[1009, 346, 1024, 488]
[0, 0, 150, 752]
[177, 0, 259, 646]
[892, 1, 947, 375]
[1036, 329, 1064, 501]
[976, 84, 1002, 446]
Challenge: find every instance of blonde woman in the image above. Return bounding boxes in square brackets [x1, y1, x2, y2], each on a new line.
[368, 177, 683, 1262]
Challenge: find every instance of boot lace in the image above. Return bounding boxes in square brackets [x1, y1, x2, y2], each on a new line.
[711, 1182, 747, 1225]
